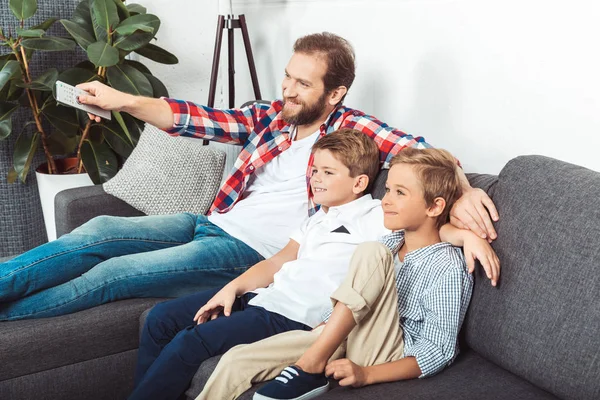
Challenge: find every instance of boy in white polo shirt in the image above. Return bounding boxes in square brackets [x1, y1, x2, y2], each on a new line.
[130, 129, 388, 400]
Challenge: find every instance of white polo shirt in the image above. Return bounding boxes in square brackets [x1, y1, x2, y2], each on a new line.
[249, 194, 388, 328]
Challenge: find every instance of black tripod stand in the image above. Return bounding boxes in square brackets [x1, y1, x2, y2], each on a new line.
[207, 14, 262, 109]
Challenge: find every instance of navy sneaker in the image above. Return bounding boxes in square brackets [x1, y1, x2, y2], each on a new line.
[253, 365, 329, 400]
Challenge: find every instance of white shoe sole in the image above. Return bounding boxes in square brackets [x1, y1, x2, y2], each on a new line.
[253, 382, 330, 400]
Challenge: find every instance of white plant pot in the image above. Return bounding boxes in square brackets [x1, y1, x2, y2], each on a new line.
[36, 160, 94, 241]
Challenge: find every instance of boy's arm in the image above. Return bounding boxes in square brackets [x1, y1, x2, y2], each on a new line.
[440, 224, 500, 286]
[193, 239, 300, 324]
[325, 356, 421, 387]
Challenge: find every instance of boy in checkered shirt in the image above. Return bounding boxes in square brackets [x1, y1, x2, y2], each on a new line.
[199, 147, 498, 400]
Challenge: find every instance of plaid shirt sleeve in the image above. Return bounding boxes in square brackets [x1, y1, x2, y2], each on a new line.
[403, 267, 472, 378]
[339, 110, 431, 168]
[161, 98, 272, 145]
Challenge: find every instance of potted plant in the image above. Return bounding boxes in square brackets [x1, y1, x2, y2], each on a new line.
[0, 0, 178, 240]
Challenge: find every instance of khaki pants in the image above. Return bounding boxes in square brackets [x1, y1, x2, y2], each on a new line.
[196, 242, 404, 400]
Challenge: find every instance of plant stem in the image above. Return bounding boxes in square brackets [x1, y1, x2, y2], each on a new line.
[15, 44, 57, 174]
[76, 65, 107, 173]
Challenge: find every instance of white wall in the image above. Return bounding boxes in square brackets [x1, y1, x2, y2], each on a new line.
[138, 0, 600, 175]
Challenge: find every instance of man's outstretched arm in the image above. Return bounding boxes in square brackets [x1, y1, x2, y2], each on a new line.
[77, 81, 174, 130]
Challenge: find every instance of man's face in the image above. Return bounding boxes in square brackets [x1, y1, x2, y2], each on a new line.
[310, 149, 360, 210]
[281, 52, 330, 126]
[382, 164, 431, 231]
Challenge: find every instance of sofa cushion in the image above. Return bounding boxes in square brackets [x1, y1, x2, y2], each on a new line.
[186, 350, 557, 399]
[103, 124, 226, 216]
[0, 298, 168, 381]
[463, 155, 600, 400]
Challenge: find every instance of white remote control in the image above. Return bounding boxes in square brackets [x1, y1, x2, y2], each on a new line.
[55, 80, 112, 120]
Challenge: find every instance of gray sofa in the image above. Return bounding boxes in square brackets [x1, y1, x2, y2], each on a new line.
[1, 155, 598, 400]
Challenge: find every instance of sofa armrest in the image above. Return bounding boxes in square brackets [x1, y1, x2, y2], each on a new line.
[54, 185, 146, 237]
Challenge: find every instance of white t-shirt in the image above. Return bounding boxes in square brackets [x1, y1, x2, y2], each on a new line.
[249, 195, 389, 328]
[208, 128, 320, 258]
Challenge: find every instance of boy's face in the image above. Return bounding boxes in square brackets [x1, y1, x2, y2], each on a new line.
[310, 149, 362, 209]
[382, 163, 430, 231]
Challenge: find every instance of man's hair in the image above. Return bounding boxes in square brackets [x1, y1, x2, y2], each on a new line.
[293, 32, 355, 104]
[390, 148, 463, 228]
[311, 128, 380, 194]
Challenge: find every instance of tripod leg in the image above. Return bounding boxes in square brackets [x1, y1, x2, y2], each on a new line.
[208, 15, 225, 108]
[239, 15, 262, 101]
[228, 24, 235, 108]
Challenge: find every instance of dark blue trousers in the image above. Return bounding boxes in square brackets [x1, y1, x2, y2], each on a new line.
[130, 287, 310, 400]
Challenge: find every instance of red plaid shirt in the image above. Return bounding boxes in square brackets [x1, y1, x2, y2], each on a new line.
[163, 99, 430, 216]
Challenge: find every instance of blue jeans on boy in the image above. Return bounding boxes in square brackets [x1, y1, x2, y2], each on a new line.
[0, 213, 263, 321]
[131, 288, 310, 400]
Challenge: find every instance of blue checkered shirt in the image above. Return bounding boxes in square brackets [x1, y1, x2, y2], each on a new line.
[323, 231, 473, 377]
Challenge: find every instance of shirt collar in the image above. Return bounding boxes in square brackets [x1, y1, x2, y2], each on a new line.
[319, 194, 377, 221]
[385, 230, 453, 263]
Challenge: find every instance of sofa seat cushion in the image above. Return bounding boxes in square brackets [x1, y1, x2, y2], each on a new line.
[0, 298, 168, 381]
[186, 350, 557, 400]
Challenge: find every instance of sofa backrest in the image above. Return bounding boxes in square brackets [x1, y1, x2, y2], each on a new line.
[463, 155, 600, 400]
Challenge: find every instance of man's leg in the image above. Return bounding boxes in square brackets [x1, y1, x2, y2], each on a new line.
[0, 213, 197, 302]
[0, 217, 264, 320]
[197, 327, 340, 400]
[131, 295, 310, 400]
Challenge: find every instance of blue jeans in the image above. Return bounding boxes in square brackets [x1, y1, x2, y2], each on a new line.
[0, 214, 263, 320]
[131, 288, 310, 400]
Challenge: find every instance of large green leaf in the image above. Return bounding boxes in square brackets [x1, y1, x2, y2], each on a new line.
[111, 110, 133, 144]
[0, 60, 21, 93]
[106, 64, 152, 96]
[15, 68, 58, 91]
[80, 139, 118, 184]
[113, 0, 130, 20]
[41, 103, 80, 137]
[101, 119, 134, 157]
[16, 28, 45, 38]
[0, 80, 24, 102]
[87, 40, 119, 67]
[124, 59, 151, 74]
[13, 130, 40, 183]
[60, 19, 95, 50]
[134, 43, 178, 65]
[0, 100, 19, 140]
[91, 0, 119, 42]
[113, 14, 159, 51]
[21, 37, 76, 51]
[71, 0, 96, 38]
[46, 129, 79, 155]
[9, 0, 38, 21]
[126, 3, 146, 15]
[144, 73, 169, 98]
[31, 17, 58, 31]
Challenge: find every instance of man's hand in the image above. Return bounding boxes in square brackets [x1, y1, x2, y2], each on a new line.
[325, 358, 368, 388]
[462, 230, 501, 286]
[193, 285, 238, 324]
[450, 188, 499, 241]
[76, 81, 135, 122]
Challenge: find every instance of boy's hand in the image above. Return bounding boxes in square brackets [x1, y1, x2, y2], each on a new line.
[325, 358, 368, 387]
[463, 230, 501, 286]
[450, 188, 499, 241]
[193, 285, 238, 324]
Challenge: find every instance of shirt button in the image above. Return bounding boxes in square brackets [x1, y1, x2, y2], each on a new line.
[249, 165, 254, 170]
[278, 146, 283, 151]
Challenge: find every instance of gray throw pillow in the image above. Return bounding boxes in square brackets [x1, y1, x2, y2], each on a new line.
[103, 124, 225, 215]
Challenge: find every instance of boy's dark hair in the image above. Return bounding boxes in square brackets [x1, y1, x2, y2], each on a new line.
[293, 32, 355, 104]
[311, 128, 380, 194]
[390, 148, 463, 228]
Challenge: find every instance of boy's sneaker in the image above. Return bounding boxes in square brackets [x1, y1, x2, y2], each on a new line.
[253, 365, 329, 400]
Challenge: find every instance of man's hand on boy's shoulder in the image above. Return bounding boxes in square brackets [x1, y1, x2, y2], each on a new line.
[193, 284, 238, 324]
[450, 187, 499, 242]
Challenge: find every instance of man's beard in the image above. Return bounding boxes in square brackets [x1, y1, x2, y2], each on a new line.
[282, 92, 328, 126]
